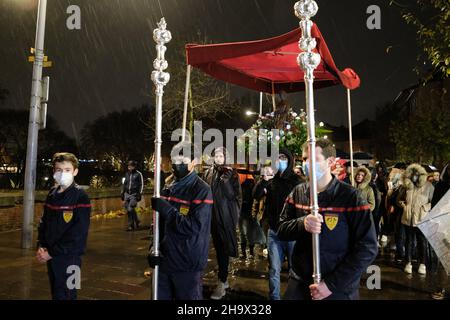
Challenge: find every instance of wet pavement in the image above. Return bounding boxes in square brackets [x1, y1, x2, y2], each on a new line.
[0, 210, 445, 300]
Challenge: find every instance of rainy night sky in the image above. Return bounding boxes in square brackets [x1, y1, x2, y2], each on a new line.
[1, 0, 419, 138]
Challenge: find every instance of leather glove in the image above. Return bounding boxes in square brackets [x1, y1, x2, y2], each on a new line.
[220, 168, 233, 181]
[151, 197, 174, 218]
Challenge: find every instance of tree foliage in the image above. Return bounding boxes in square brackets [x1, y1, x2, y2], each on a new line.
[389, 79, 450, 165]
[0, 109, 76, 189]
[392, 0, 450, 80]
[144, 35, 240, 140]
[80, 105, 151, 169]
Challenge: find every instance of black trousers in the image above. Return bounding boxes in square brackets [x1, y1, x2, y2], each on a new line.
[372, 209, 383, 237]
[283, 276, 359, 300]
[404, 225, 427, 264]
[124, 193, 140, 228]
[158, 270, 203, 300]
[211, 227, 230, 283]
[47, 255, 81, 300]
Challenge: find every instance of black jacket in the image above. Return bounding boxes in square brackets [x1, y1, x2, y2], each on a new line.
[122, 169, 144, 200]
[431, 162, 450, 209]
[253, 148, 303, 231]
[203, 165, 242, 257]
[278, 177, 378, 296]
[240, 177, 255, 219]
[431, 181, 450, 209]
[37, 184, 91, 257]
[158, 171, 213, 273]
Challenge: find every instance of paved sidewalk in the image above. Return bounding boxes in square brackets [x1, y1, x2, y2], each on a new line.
[0, 212, 442, 300]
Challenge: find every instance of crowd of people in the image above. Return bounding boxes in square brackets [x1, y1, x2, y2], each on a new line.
[34, 143, 450, 301]
[148, 139, 450, 300]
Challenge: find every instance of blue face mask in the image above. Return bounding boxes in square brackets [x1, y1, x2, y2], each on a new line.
[304, 162, 325, 182]
[277, 159, 288, 173]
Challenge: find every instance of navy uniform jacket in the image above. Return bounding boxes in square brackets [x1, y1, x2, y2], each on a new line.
[157, 171, 213, 273]
[37, 184, 91, 257]
[278, 177, 378, 295]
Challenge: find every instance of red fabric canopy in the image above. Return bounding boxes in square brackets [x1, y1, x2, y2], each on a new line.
[185, 24, 360, 93]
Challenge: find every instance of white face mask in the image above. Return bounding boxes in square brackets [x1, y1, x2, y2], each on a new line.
[53, 171, 74, 187]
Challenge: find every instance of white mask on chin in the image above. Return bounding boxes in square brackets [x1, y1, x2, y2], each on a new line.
[53, 172, 74, 187]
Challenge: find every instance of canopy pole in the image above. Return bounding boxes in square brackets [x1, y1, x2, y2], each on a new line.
[150, 18, 171, 301]
[347, 88, 355, 186]
[259, 92, 263, 116]
[271, 82, 276, 111]
[295, 0, 321, 285]
[182, 65, 191, 141]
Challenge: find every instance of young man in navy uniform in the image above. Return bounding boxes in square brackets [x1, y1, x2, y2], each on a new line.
[149, 141, 213, 300]
[278, 139, 378, 300]
[36, 152, 91, 300]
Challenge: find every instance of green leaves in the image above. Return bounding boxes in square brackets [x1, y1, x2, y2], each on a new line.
[389, 80, 450, 163]
[395, 0, 449, 80]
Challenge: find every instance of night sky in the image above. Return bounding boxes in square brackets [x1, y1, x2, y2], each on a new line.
[0, 0, 420, 138]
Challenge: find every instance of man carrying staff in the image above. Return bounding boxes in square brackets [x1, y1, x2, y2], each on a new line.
[278, 138, 378, 300]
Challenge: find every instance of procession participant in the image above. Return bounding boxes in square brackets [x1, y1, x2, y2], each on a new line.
[397, 163, 434, 275]
[203, 147, 242, 300]
[278, 138, 378, 300]
[149, 141, 213, 300]
[36, 152, 91, 300]
[253, 149, 303, 300]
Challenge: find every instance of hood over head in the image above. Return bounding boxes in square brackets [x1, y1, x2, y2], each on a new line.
[403, 163, 428, 189]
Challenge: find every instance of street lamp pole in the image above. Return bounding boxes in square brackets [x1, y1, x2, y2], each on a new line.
[22, 0, 48, 249]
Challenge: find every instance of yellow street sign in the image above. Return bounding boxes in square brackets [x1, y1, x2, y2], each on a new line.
[43, 61, 53, 68]
[28, 56, 49, 62]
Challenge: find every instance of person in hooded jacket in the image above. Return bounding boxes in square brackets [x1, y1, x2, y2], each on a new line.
[430, 162, 450, 300]
[354, 167, 376, 213]
[203, 147, 242, 300]
[331, 159, 347, 181]
[253, 148, 304, 300]
[397, 163, 434, 275]
[386, 164, 407, 257]
[149, 141, 213, 300]
[369, 168, 383, 238]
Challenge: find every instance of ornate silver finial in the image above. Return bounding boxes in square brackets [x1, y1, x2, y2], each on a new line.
[294, 0, 322, 286]
[294, 0, 318, 20]
[295, 0, 321, 79]
[151, 18, 171, 95]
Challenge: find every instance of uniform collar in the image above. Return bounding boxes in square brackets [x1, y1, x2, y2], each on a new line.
[53, 182, 76, 195]
[317, 176, 339, 202]
[170, 171, 197, 191]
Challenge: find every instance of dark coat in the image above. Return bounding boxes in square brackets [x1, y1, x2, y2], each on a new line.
[37, 184, 91, 257]
[121, 169, 144, 200]
[158, 171, 213, 273]
[253, 148, 303, 231]
[240, 177, 255, 218]
[278, 177, 378, 297]
[431, 162, 450, 209]
[203, 165, 242, 257]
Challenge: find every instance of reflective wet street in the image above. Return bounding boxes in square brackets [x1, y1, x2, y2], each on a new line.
[0, 210, 443, 300]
